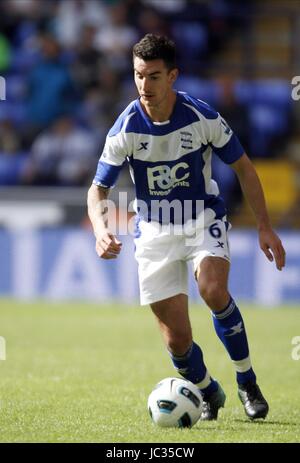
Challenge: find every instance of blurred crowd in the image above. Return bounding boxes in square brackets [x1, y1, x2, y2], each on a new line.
[0, 0, 294, 213]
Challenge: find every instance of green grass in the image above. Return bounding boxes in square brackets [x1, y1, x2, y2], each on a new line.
[0, 300, 299, 443]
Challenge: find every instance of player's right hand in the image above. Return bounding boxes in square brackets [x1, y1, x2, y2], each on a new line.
[95, 231, 122, 259]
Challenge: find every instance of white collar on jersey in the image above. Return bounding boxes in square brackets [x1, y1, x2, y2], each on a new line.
[153, 120, 170, 125]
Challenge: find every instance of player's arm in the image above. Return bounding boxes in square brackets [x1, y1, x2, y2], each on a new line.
[231, 152, 286, 271]
[87, 184, 122, 260]
[88, 104, 133, 258]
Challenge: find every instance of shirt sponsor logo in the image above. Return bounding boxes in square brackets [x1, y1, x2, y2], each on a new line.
[147, 162, 190, 195]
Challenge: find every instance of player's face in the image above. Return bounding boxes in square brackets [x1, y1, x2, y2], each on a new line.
[134, 57, 178, 110]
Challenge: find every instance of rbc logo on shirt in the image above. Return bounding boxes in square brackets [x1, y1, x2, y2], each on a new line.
[147, 162, 190, 193]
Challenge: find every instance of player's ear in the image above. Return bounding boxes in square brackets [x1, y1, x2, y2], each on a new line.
[169, 67, 178, 85]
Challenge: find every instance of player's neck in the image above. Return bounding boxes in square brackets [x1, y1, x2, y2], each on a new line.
[141, 91, 177, 123]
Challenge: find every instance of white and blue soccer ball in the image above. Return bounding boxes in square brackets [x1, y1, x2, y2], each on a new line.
[147, 377, 203, 428]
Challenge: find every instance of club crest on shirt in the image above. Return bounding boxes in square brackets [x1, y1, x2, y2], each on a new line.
[180, 131, 193, 150]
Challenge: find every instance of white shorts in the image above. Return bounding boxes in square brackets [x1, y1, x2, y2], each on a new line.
[134, 213, 231, 306]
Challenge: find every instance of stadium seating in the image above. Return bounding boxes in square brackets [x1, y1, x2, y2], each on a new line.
[234, 160, 297, 226]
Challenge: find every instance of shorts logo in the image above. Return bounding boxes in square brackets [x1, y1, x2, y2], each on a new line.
[147, 162, 190, 195]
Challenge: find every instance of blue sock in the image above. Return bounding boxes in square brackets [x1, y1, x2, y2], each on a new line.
[168, 341, 218, 400]
[212, 297, 256, 385]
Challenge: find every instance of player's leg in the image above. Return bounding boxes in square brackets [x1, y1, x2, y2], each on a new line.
[134, 223, 225, 419]
[197, 256, 256, 382]
[150, 293, 192, 356]
[150, 292, 225, 417]
[197, 256, 269, 419]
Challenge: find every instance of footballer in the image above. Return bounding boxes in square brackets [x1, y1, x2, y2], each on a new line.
[87, 34, 286, 420]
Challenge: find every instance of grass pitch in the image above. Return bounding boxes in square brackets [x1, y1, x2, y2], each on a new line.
[0, 300, 299, 443]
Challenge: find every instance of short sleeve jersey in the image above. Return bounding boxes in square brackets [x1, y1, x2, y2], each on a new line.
[93, 91, 244, 224]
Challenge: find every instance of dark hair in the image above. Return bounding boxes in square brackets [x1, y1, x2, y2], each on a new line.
[133, 34, 177, 71]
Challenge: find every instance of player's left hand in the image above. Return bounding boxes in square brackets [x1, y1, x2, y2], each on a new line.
[258, 228, 286, 271]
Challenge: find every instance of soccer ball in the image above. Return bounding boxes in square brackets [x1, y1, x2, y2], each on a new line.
[147, 377, 203, 428]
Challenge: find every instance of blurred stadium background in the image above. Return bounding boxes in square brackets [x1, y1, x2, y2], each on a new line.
[0, 0, 300, 306]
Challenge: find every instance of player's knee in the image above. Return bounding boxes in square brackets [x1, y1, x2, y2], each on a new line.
[199, 281, 227, 310]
